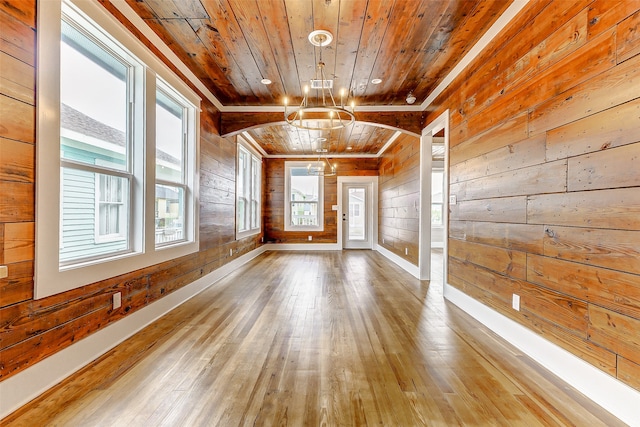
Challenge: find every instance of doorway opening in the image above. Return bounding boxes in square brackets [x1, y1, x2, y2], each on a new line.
[338, 176, 377, 250]
[419, 110, 450, 282]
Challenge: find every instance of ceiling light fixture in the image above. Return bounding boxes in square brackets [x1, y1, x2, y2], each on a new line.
[261, 78, 272, 85]
[284, 30, 355, 131]
[406, 91, 416, 105]
[307, 137, 337, 177]
[371, 78, 382, 85]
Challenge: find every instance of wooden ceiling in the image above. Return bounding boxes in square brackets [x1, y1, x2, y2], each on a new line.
[120, 0, 513, 155]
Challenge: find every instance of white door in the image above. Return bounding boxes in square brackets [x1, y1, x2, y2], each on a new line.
[342, 183, 372, 249]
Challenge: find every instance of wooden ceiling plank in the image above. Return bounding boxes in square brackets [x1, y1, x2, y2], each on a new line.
[284, 0, 317, 101]
[188, 18, 258, 102]
[199, 0, 274, 103]
[310, 0, 339, 88]
[226, 0, 289, 104]
[365, 0, 446, 105]
[145, 18, 237, 103]
[350, 0, 395, 100]
[255, 0, 300, 98]
[367, 126, 395, 154]
[172, 0, 209, 20]
[138, 0, 184, 19]
[376, 0, 451, 104]
[412, 0, 511, 104]
[123, 0, 156, 19]
[331, 0, 366, 102]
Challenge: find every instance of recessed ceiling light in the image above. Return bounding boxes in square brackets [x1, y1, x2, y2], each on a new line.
[371, 78, 382, 85]
[261, 78, 272, 85]
[346, 146, 353, 150]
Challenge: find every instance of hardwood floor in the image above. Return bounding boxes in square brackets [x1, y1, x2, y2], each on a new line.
[3, 250, 623, 426]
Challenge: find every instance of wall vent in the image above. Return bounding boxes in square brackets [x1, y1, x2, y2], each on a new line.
[310, 79, 333, 89]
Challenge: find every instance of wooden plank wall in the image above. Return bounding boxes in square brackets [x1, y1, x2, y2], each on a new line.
[377, 133, 421, 265]
[426, 0, 640, 391]
[263, 158, 378, 243]
[0, 1, 262, 382]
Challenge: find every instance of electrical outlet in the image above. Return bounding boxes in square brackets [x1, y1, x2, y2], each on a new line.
[382, 238, 385, 244]
[405, 247, 408, 255]
[512, 294, 520, 311]
[113, 292, 122, 310]
[229, 249, 233, 256]
[449, 194, 457, 205]
[308, 235, 312, 241]
[0, 265, 7, 279]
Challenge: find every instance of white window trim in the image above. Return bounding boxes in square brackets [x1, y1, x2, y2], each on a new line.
[432, 168, 445, 228]
[154, 78, 191, 248]
[35, 0, 200, 299]
[236, 137, 261, 239]
[94, 173, 127, 243]
[284, 161, 324, 232]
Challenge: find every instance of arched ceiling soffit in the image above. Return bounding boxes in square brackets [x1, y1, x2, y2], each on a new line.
[233, 120, 419, 157]
[220, 110, 423, 137]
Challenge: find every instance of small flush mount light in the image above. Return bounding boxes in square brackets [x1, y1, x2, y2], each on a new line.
[406, 91, 416, 105]
[371, 78, 382, 85]
[346, 146, 353, 150]
[261, 78, 272, 85]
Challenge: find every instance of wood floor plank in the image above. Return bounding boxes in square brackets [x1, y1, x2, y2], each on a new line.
[2, 250, 624, 426]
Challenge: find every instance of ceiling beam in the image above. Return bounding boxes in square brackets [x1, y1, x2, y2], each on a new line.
[220, 111, 424, 137]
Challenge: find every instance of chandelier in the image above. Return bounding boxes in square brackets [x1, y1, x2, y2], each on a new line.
[284, 30, 355, 131]
[307, 138, 337, 177]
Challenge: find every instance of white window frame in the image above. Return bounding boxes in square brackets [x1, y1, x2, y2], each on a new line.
[284, 161, 324, 232]
[154, 79, 191, 247]
[432, 169, 444, 227]
[236, 137, 261, 239]
[35, 0, 200, 299]
[94, 173, 127, 243]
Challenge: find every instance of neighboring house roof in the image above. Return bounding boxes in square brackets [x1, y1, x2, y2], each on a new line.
[60, 103, 180, 165]
[291, 188, 318, 202]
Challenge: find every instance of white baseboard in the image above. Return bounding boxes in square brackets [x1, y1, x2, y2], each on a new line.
[444, 283, 640, 427]
[263, 243, 340, 251]
[0, 245, 268, 420]
[375, 245, 420, 279]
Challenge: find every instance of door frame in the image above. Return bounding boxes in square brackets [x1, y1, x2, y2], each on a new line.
[337, 176, 378, 250]
[419, 109, 450, 283]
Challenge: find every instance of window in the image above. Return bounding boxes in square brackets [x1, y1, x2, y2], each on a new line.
[236, 139, 261, 238]
[36, 0, 200, 299]
[284, 162, 323, 231]
[432, 170, 444, 226]
[96, 174, 127, 242]
[155, 83, 189, 245]
[59, 15, 134, 263]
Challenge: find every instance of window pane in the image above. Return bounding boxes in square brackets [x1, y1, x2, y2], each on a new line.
[237, 198, 246, 232]
[251, 157, 259, 229]
[60, 20, 128, 172]
[348, 187, 366, 241]
[290, 202, 318, 226]
[251, 200, 258, 229]
[290, 170, 319, 202]
[432, 171, 444, 203]
[155, 184, 185, 244]
[431, 204, 443, 226]
[60, 169, 129, 263]
[156, 89, 184, 183]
